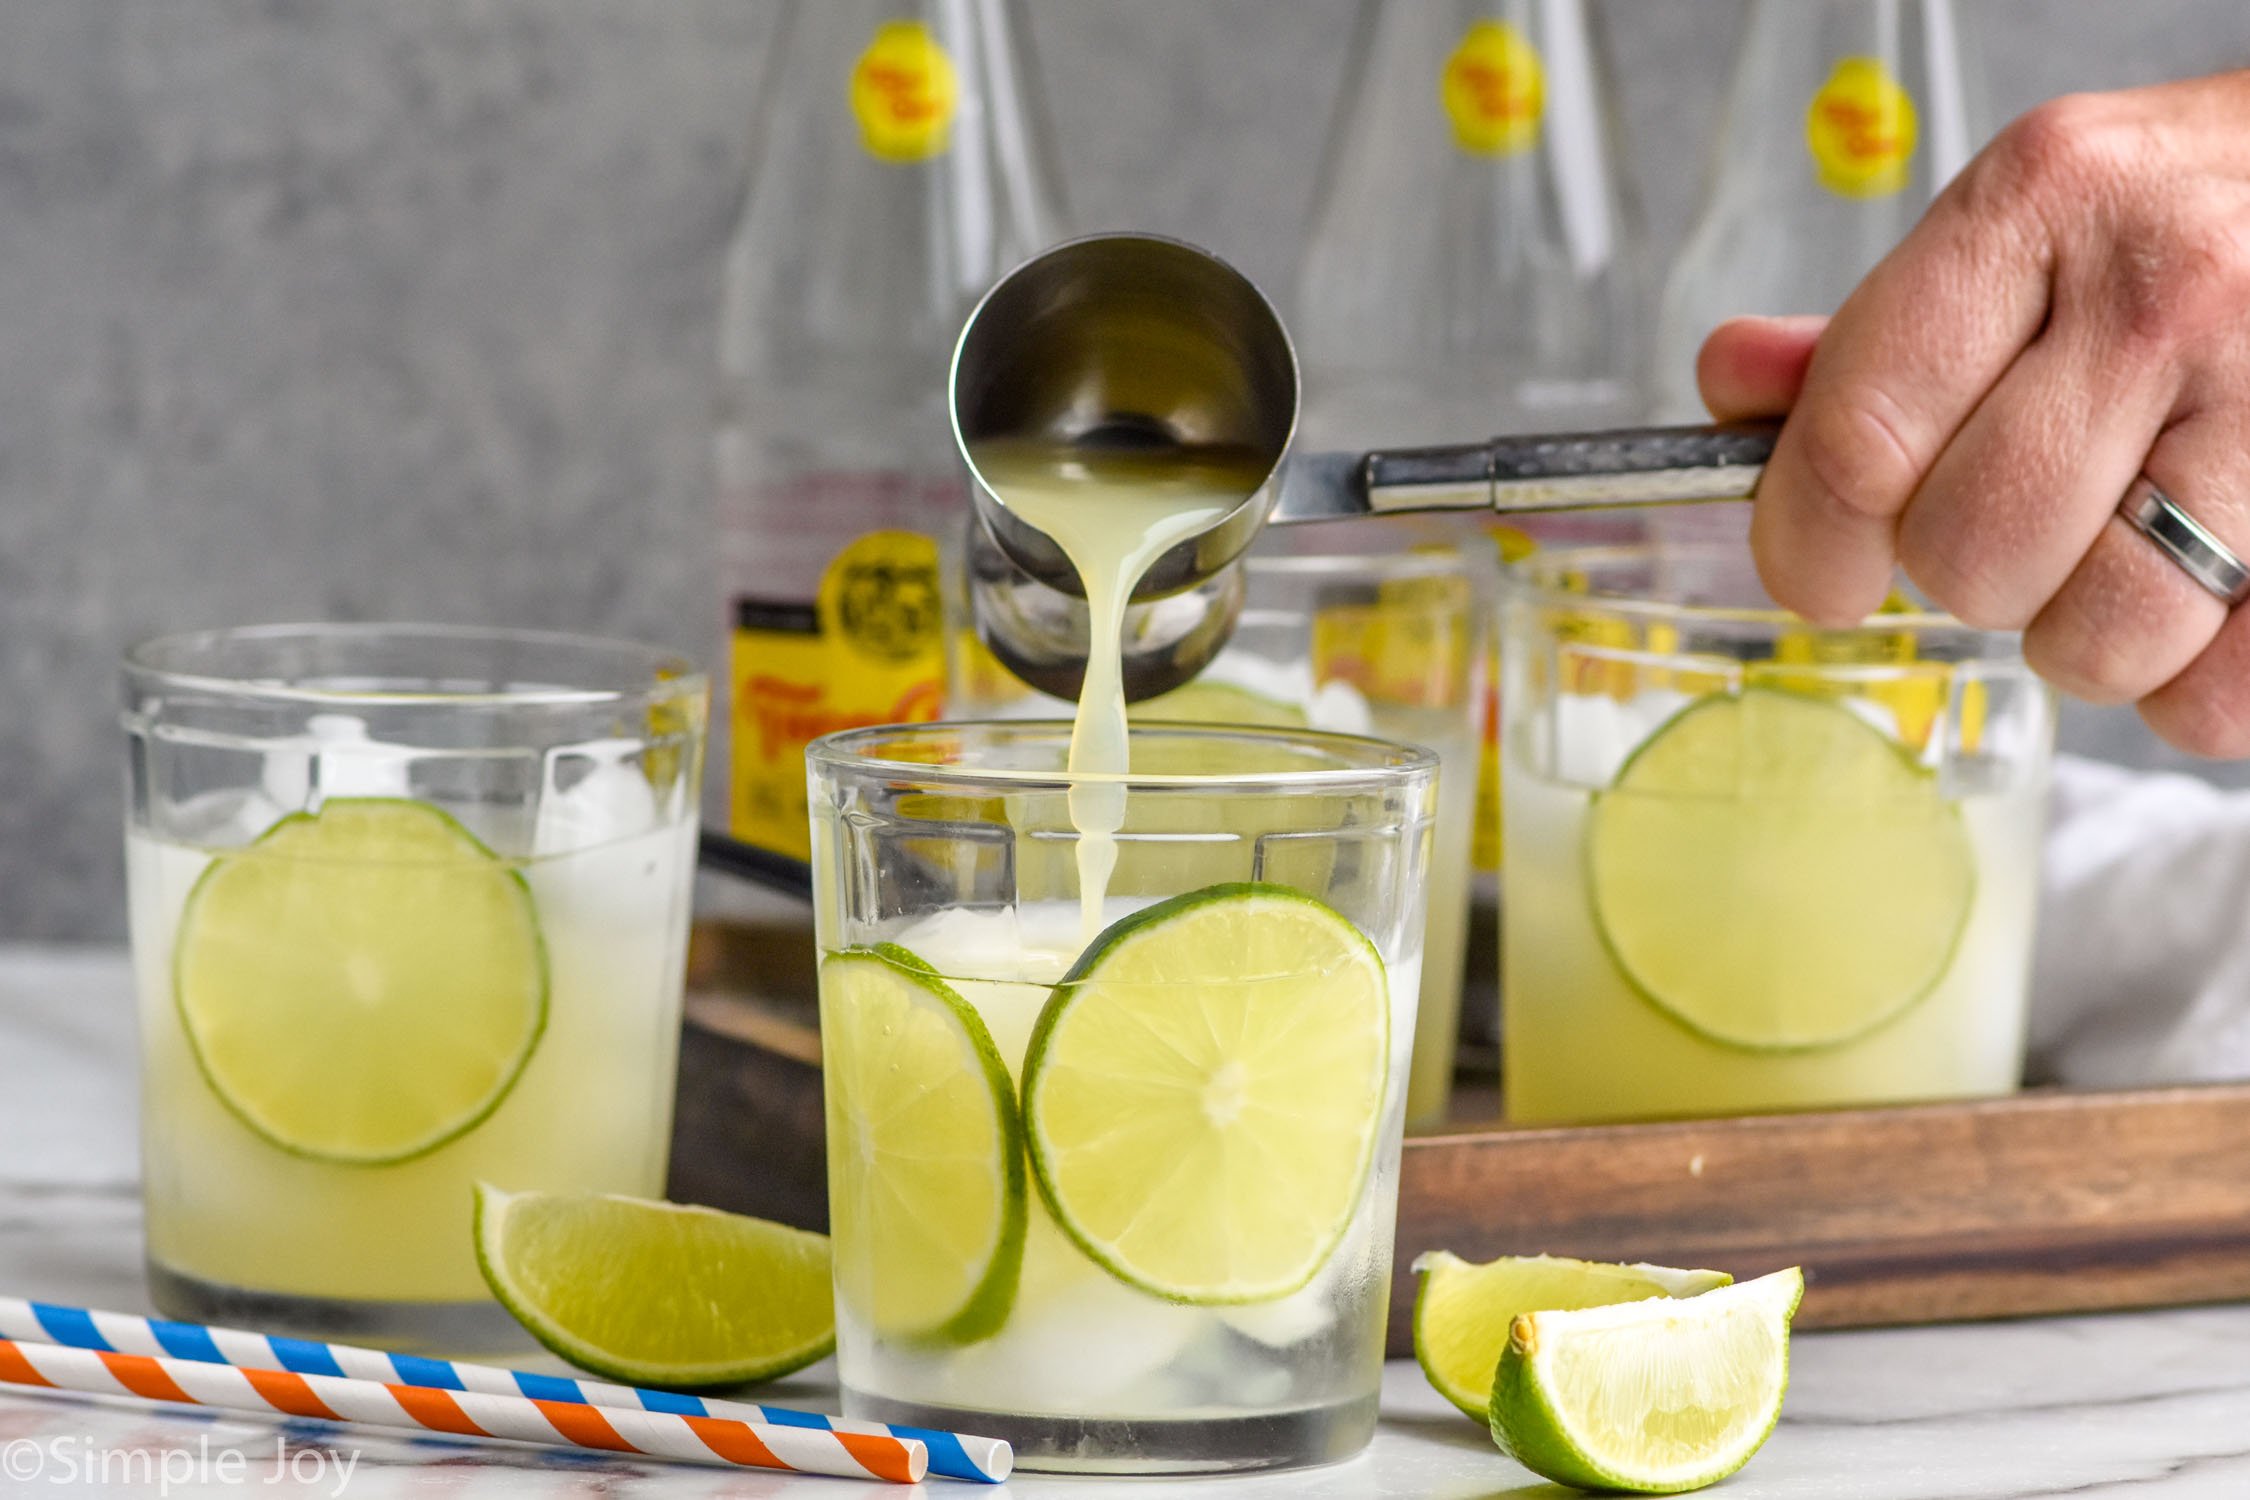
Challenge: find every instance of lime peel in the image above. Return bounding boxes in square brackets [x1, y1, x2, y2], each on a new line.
[1022, 882, 1391, 1306]
[1588, 688, 1974, 1052]
[173, 797, 548, 1165]
[1412, 1250, 1733, 1419]
[820, 943, 1026, 1346]
[1490, 1266, 1804, 1494]
[473, 1185, 834, 1389]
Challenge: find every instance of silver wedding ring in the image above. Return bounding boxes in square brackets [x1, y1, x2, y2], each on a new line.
[2118, 475, 2250, 608]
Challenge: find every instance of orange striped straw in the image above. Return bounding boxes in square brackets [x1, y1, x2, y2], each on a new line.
[0, 1336, 923, 1483]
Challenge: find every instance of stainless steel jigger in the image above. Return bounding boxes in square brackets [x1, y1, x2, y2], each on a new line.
[952, 232, 1779, 701]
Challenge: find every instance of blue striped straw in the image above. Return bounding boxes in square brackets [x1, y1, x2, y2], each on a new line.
[0, 1296, 1007, 1484]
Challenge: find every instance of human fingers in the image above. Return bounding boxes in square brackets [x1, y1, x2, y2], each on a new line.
[1890, 312, 2180, 632]
[1695, 316, 1827, 421]
[2021, 419, 2243, 705]
[2129, 410, 2250, 753]
[1750, 100, 2109, 625]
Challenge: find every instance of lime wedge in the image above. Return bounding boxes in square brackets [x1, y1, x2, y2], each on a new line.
[173, 797, 547, 1164]
[473, 1185, 833, 1388]
[820, 943, 1025, 1345]
[1132, 680, 1309, 727]
[1413, 1252, 1732, 1419]
[1588, 689, 1974, 1050]
[1490, 1266, 1803, 1493]
[1022, 883, 1390, 1304]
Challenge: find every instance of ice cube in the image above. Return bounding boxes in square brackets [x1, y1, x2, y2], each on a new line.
[1216, 1231, 1361, 1351]
[932, 1212, 1206, 1415]
[300, 713, 417, 802]
[1306, 678, 1376, 736]
[533, 739, 659, 859]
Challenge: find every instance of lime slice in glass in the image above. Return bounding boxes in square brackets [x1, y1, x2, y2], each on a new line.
[173, 797, 548, 1164]
[1490, 1266, 1803, 1493]
[1588, 688, 1974, 1050]
[1132, 680, 1310, 727]
[1022, 883, 1390, 1305]
[474, 1185, 833, 1388]
[820, 943, 1025, 1346]
[1414, 1251, 1733, 1419]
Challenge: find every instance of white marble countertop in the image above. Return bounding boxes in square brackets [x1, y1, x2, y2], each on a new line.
[3, 947, 2247, 1498]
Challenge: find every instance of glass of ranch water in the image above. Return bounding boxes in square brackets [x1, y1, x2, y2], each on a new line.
[123, 625, 705, 1348]
[807, 721, 1436, 1472]
[1497, 544, 2054, 1124]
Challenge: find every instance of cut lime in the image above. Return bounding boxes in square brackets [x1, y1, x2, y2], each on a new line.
[173, 797, 547, 1164]
[1022, 883, 1390, 1304]
[820, 943, 1025, 1345]
[473, 1185, 833, 1388]
[1413, 1252, 1732, 1419]
[1588, 689, 1974, 1050]
[1132, 680, 1309, 728]
[1490, 1266, 1803, 1493]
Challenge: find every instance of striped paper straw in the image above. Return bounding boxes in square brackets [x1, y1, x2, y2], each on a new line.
[0, 1298, 1008, 1483]
[0, 1335, 924, 1483]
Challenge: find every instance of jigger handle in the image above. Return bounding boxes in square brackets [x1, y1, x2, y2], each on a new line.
[1273, 421, 1780, 522]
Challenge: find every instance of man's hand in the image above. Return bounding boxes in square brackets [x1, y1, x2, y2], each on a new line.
[1701, 71, 2250, 756]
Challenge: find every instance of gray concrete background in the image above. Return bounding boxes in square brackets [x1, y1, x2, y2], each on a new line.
[11, 1, 2250, 939]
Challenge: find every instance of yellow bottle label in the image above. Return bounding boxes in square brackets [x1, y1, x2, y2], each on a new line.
[851, 19, 959, 163]
[729, 530, 947, 858]
[1441, 20, 1546, 157]
[1805, 56, 1919, 198]
[1310, 576, 1475, 712]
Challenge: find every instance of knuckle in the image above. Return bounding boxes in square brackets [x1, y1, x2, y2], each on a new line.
[2115, 215, 2250, 351]
[2144, 680, 2250, 759]
[1790, 384, 1924, 525]
[2021, 609, 2143, 705]
[1898, 529, 2020, 631]
[1988, 93, 2135, 204]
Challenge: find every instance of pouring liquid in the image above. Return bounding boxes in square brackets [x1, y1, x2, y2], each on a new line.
[968, 440, 1271, 943]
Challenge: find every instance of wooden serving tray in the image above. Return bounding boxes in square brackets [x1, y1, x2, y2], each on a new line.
[670, 919, 2250, 1353]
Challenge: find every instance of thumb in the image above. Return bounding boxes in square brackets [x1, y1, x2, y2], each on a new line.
[1695, 315, 1829, 421]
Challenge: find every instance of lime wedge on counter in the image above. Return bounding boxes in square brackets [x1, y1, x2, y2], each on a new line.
[474, 1185, 833, 1388]
[1413, 1252, 1733, 1419]
[1022, 883, 1390, 1305]
[1588, 688, 1973, 1050]
[820, 943, 1025, 1346]
[1490, 1266, 1803, 1493]
[1132, 680, 1310, 727]
[173, 797, 547, 1164]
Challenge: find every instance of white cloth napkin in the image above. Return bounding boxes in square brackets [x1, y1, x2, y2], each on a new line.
[2030, 753, 2250, 1087]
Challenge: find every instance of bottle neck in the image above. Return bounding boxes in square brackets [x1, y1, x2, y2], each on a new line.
[722, 0, 1068, 374]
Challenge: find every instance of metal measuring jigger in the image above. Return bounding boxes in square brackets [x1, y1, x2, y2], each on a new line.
[951, 232, 1780, 701]
[951, 233, 1296, 702]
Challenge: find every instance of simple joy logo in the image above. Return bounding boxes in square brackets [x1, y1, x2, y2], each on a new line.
[1, 1433, 361, 1496]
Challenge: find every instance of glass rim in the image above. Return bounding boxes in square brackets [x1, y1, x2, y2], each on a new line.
[807, 719, 1440, 793]
[1500, 541, 2009, 640]
[121, 622, 706, 709]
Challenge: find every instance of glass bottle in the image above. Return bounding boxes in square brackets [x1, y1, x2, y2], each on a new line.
[1650, 0, 1983, 422]
[1293, 1, 1648, 1091]
[1295, 0, 1647, 451]
[715, 0, 1065, 859]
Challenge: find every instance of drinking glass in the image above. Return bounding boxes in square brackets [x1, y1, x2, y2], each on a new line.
[807, 721, 1435, 1472]
[1498, 544, 2054, 1123]
[123, 624, 705, 1348]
